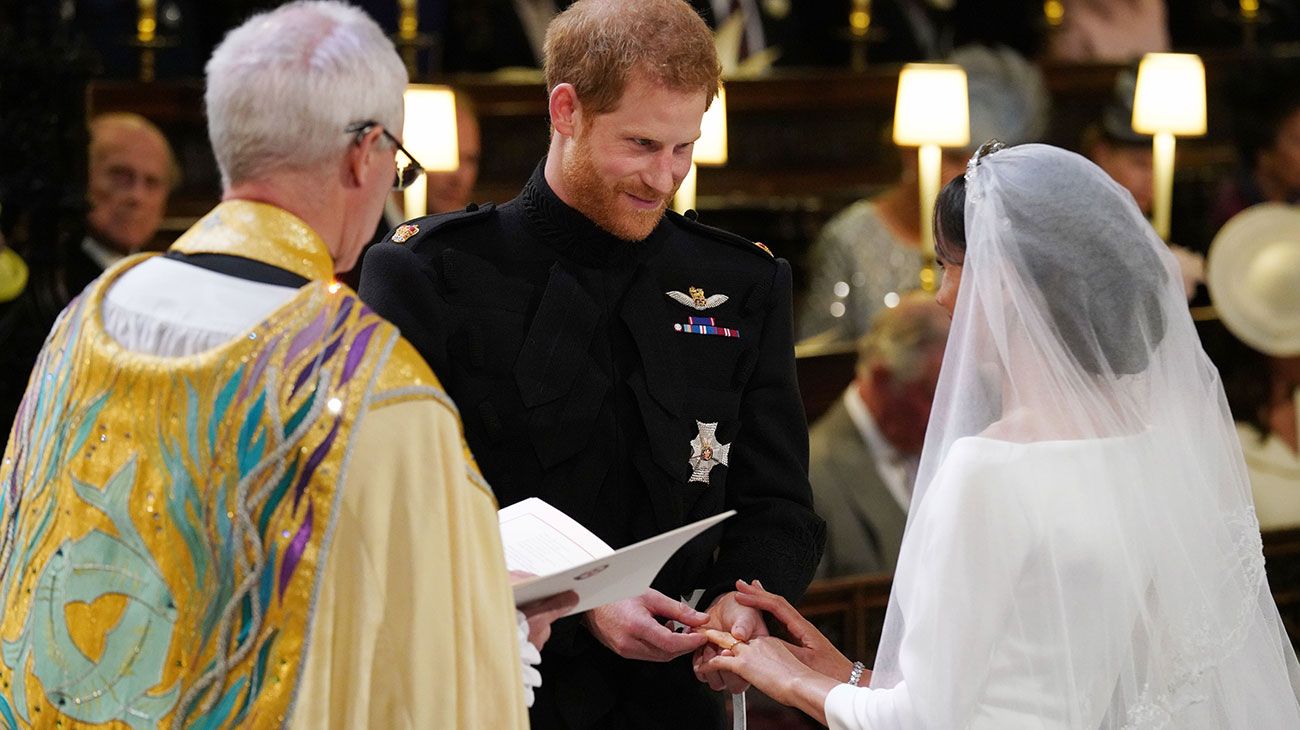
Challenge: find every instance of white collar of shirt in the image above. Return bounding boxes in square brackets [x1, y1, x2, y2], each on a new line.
[103, 257, 298, 358]
[842, 386, 916, 513]
[82, 235, 125, 271]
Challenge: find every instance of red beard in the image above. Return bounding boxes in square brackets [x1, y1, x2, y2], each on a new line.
[561, 134, 673, 241]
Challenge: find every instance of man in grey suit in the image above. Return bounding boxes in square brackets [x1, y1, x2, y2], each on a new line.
[811, 292, 949, 578]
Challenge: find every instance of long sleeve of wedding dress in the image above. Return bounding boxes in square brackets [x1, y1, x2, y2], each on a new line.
[823, 437, 1155, 730]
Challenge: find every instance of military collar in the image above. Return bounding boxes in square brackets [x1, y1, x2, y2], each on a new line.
[519, 161, 665, 268]
[169, 199, 336, 283]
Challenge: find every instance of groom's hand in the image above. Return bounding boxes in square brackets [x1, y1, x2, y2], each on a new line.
[584, 589, 710, 661]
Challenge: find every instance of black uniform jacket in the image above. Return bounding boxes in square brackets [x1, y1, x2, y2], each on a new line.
[359, 164, 824, 729]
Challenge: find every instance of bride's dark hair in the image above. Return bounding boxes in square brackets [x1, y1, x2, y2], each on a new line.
[933, 151, 1168, 376]
[934, 176, 968, 266]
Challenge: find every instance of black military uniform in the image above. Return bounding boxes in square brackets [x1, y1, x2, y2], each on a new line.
[358, 163, 824, 730]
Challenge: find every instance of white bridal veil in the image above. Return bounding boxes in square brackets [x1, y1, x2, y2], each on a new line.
[866, 144, 1300, 728]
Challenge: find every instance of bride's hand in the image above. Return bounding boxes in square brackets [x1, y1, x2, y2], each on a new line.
[730, 579, 854, 682]
[701, 637, 840, 724]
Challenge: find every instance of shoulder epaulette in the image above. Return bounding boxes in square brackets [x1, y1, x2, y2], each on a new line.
[664, 208, 776, 261]
[387, 202, 497, 247]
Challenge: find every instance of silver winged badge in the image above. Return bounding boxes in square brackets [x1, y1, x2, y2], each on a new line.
[667, 286, 728, 311]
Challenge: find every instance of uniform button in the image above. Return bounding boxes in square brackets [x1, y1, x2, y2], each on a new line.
[685, 209, 699, 221]
[465, 202, 479, 212]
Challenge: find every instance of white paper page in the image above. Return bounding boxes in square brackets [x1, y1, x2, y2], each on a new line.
[498, 497, 614, 576]
[512, 509, 736, 615]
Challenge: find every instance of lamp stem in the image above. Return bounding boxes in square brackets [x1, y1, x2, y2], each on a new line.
[673, 162, 699, 214]
[917, 143, 941, 292]
[1151, 131, 1175, 241]
[404, 176, 428, 219]
[137, 0, 157, 82]
[1293, 385, 1299, 460]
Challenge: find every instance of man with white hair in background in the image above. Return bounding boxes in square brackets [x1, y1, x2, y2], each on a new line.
[0, 3, 568, 728]
[811, 292, 949, 578]
[67, 112, 178, 297]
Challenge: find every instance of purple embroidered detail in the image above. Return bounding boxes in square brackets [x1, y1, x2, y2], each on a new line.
[240, 333, 283, 402]
[358, 304, 374, 319]
[330, 297, 355, 334]
[278, 502, 314, 599]
[292, 417, 339, 510]
[339, 323, 378, 386]
[289, 331, 345, 399]
[284, 310, 327, 367]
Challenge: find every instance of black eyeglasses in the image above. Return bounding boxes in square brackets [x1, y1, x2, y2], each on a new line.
[346, 121, 424, 191]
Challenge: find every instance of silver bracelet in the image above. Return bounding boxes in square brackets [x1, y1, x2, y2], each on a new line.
[847, 661, 866, 687]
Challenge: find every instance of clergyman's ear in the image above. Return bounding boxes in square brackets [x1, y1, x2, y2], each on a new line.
[549, 83, 580, 137]
[347, 125, 384, 188]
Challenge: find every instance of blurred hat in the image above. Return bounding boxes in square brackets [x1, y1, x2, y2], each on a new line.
[1099, 66, 1151, 146]
[1207, 203, 1300, 357]
[950, 45, 1049, 151]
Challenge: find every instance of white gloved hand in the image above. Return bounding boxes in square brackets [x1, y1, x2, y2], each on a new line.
[517, 610, 543, 707]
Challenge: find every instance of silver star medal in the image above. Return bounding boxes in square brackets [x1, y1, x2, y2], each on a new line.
[688, 421, 730, 484]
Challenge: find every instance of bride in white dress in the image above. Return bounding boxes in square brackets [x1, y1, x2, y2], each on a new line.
[702, 143, 1300, 728]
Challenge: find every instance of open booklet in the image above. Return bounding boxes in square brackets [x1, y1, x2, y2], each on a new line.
[499, 497, 735, 616]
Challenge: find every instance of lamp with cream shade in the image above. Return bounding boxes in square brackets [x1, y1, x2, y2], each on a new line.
[673, 87, 728, 215]
[893, 63, 969, 291]
[401, 85, 460, 218]
[1132, 52, 1207, 241]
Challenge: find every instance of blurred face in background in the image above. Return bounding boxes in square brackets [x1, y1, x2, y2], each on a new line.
[426, 106, 481, 214]
[1090, 139, 1154, 215]
[861, 345, 946, 456]
[1258, 109, 1300, 199]
[87, 120, 173, 254]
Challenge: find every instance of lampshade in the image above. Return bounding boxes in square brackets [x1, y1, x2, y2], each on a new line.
[1132, 53, 1207, 136]
[694, 87, 728, 166]
[402, 85, 459, 173]
[401, 85, 458, 218]
[893, 64, 970, 148]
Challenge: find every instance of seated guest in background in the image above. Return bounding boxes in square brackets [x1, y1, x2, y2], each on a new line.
[1202, 323, 1300, 530]
[812, 292, 948, 578]
[0, 3, 571, 727]
[1083, 67, 1203, 299]
[1204, 205, 1300, 530]
[1044, 0, 1169, 62]
[1081, 70, 1152, 215]
[798, 45, 1047, 344]
[1210, 60, 1300, 235]
[69, 112, 177, 297]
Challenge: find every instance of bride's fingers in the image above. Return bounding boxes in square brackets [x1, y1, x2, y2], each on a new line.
[699, 652, 743, 676]
[735, 581, 793, 607]
[733, 593, 821, 643]
[733, 591, 804, 624]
